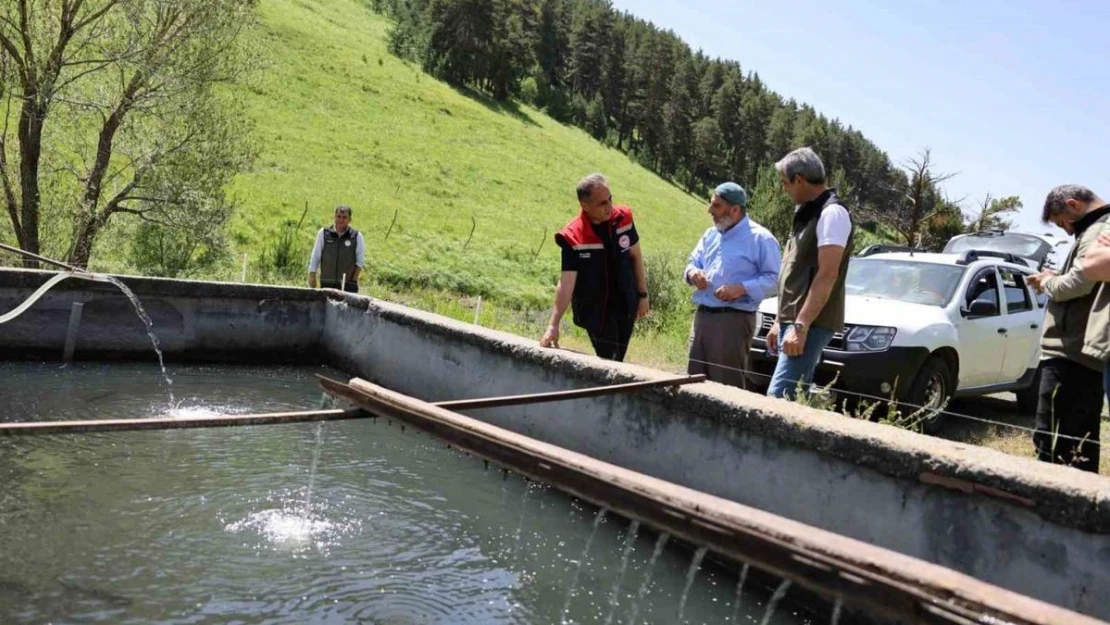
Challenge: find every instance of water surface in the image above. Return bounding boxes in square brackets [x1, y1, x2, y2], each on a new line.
[0, 362, 813, 624]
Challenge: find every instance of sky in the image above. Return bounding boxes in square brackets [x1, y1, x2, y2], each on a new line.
[610, 0, 1109, 239]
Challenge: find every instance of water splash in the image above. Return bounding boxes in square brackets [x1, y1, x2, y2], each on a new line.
[560, 507, 607, 624]
[224, 507, 357, 554]
[829, 596, 843, 625]
[509, 480, 533, 558]
[104, 276, 174, 403]
[165, 406, 224, 419]
[729, 563, 751, 624]
[677, 546, 708, 623]
[759, 579, 793, 625]
[601, 520, 640, 625]
[625, 532, 669, 625]
[303, 422, 326, 513]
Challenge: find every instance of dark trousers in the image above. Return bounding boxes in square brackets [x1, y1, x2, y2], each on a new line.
[321, 281, 359, 293]
[687, 307, 756, 389]
[1033, 357, 1104, 473]
[587, 309, 636, 362]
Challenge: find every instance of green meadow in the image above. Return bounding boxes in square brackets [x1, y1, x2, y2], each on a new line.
[220, 0, 714, 310]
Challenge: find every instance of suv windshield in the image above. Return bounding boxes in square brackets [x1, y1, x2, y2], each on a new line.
[846, 259, 965, 307]
[943, 232, 1050, 266]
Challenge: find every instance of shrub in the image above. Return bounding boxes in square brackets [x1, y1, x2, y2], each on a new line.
[129, 221, 225, 278]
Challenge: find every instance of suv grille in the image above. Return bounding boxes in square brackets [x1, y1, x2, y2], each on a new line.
[757, 313, 848, 351]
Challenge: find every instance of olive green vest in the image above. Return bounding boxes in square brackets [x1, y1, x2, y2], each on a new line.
[777, 189, 854, 332]
[319, 226, 359, 288]
[1043, 206, 1110, 371]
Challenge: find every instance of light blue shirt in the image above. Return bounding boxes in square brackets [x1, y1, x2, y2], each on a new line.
[683, 217, 781, 311]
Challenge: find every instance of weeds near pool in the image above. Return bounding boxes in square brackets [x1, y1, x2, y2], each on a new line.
[790, 374, 948, 435]
[1044, 384, 1097, 471]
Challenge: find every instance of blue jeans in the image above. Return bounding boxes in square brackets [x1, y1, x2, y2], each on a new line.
[767, 324, 836, 400]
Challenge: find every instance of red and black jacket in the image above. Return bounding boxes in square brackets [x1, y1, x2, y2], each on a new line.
[554, 206, 639, 334]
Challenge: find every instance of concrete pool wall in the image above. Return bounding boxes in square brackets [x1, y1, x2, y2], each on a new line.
[3, 268, 1109, 621]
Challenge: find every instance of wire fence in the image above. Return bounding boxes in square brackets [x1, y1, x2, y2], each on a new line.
[469, 307, 1107, 450]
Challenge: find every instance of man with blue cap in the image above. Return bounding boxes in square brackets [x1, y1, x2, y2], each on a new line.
[684, 181, 782, 389]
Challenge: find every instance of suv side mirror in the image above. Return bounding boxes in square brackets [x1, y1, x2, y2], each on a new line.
[963, 299, 998, 318]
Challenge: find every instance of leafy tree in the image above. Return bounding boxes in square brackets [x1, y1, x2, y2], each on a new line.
[566, 0, 609, 98]
[747, 165, 793, 243]
[425, 0, 495, 88]
[386, 0, 431, 60]
[711, 71, 743, 173]
[535, 0, 569, 89]
[690, 116, 722, 187]
[861, 148, 955, 247]
[0, 0, 257, 267]
[129, 220, 225, 278]
[585, 93, 607, 140]
[966, 194, 1022, 232]
[662, 53, 697, 179]
[736, 75, 773, 182]
[918, 201, 964, 250]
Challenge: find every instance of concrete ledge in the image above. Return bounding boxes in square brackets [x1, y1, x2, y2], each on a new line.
[0, 268, 322, 301]
[331, 291, 1110, 532]
[324, 292, 1110, 619]
[0, 269, 327, 362]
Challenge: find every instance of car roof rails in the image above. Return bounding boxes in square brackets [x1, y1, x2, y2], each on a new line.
[955, 249, 1027, 266]
[857, 244, 929, 257]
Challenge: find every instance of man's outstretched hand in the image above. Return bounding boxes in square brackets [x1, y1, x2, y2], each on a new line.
[539, 325, 560, 348]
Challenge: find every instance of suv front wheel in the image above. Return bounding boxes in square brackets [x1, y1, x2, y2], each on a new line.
[902, 356, 955, 434]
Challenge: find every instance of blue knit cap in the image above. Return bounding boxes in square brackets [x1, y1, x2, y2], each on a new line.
[715, 182, 748, 208]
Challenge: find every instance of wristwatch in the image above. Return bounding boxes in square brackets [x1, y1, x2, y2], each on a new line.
[793, 322, 808, 334]
[637, 291, 649, 299]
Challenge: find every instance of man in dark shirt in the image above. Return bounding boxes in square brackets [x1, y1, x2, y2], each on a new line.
[539, 173, 649, 361]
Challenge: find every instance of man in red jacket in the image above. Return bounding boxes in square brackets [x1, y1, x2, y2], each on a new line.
[539, 173, 650, 361]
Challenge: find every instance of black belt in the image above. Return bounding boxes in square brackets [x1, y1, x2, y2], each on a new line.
[698, 305, 753, 314]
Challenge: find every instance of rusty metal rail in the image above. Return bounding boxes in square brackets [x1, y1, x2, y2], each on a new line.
[419, 373, 703, 410]
[319, 375, 1106, 625]
[0, 374, 705, 436]
[0, 409, 363, 436]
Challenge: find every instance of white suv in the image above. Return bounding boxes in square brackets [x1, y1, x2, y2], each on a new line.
[750, 239, 1051, 431]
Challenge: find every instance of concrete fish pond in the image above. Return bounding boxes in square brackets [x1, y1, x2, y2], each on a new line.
[0, 267, 1107, 624]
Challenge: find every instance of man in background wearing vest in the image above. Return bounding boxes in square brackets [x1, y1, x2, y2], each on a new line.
[1081, 210, 1110, 413]
[765, 147, 854, 400]
[308, 204, 365, 293]
[539, 173, 650, 361]
[684, 182, 781, 389]
[1026, 185, 1110, 473]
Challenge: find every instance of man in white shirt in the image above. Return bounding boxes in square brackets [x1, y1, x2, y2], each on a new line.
[764, 147, 855, 399]
[307, 205, 366, 293]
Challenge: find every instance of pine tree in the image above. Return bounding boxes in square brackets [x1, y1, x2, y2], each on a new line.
[662, 53, 698, 178]
[425, 0, 496, 88]
[748, 165, 795, 242]
[535, 0, 569, 89]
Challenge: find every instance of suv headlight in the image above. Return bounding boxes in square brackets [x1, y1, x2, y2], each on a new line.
[845, 325, 896, 352]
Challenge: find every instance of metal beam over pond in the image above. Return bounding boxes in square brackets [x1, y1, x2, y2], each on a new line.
[0, 374, 705, 435]
[321, 375, 1106, 625]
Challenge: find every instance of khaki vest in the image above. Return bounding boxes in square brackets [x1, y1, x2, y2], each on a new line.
[777, 189, 854, 332]
[319, 226, 359, 287]
[1042, 207, 1110, 371]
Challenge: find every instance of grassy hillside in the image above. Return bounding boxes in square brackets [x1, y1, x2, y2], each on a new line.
[222, 0, 713, 310]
